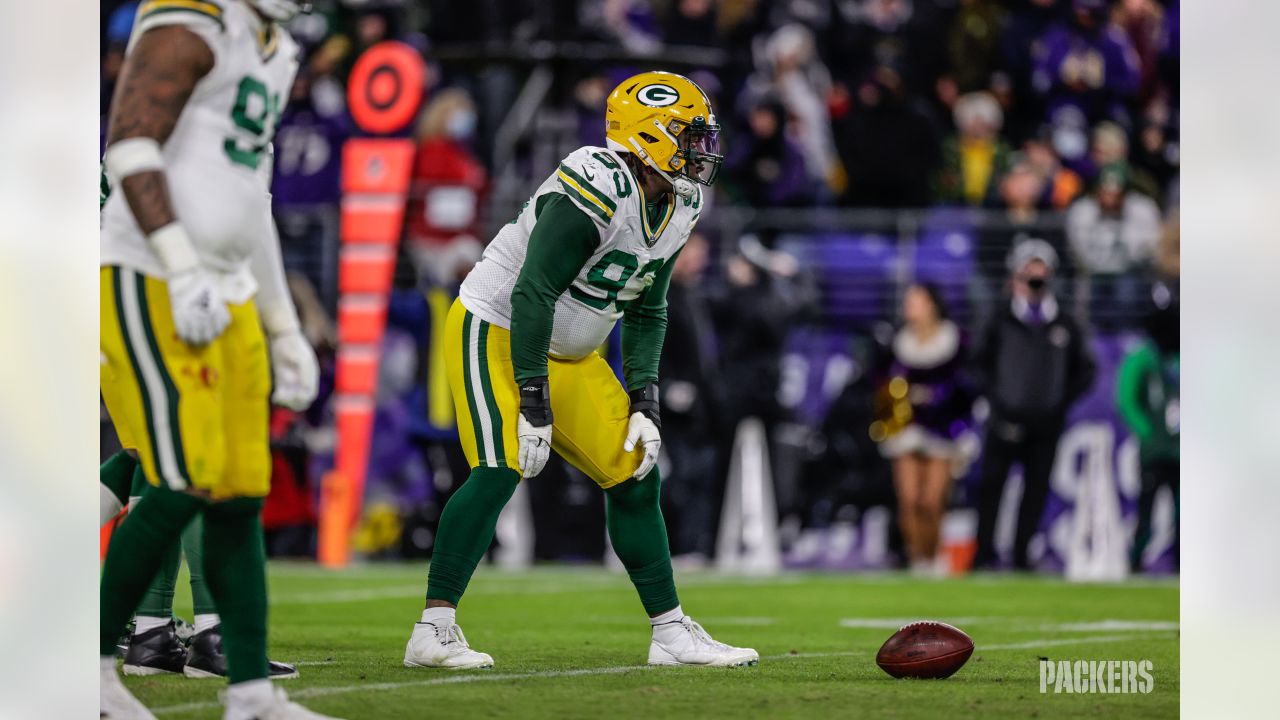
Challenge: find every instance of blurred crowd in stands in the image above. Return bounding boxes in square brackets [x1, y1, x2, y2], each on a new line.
[101, 0, 1179, 574]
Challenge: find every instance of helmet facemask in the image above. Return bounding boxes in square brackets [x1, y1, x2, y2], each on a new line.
[249, 0, 312, 22]
[666, 116, 722, 187]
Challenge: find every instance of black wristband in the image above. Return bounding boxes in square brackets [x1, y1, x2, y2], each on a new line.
[519, 376, 553, 427]
[628, 383, 661, 430]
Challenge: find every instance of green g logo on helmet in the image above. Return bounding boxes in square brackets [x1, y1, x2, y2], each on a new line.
[636, 84, 680, 108]
[605, 71, 723, 192]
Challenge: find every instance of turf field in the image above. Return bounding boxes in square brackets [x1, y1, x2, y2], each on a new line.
[127, 563, 1179, 719]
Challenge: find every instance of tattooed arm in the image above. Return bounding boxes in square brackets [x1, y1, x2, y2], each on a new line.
[105, 25, 214, 235]
[105, 25, 229, 346]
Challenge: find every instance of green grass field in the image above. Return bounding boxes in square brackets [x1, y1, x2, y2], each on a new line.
[126, 563, 1178, 719]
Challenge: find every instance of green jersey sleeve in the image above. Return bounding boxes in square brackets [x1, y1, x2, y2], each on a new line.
[509, 192, 602, 384]
[621, 248, 681, 391]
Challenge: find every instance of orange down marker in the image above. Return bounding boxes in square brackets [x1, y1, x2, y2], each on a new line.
[318, 41, 426, 568]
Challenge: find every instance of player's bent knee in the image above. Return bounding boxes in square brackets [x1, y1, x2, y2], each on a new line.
[605, 468, 662, 506]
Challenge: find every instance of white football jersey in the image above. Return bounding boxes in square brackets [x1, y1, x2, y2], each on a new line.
[100, 0, 299, 303]
[460, 146, 703, 360]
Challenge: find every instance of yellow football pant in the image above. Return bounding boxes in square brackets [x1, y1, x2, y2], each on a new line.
[445, 298, 642, 488]
[100, 266, 272, 498]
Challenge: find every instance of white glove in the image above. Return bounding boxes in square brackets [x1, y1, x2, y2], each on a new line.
[624, 412, 662, 479]
[268, 329, 319, 411]
[517, 413, 553, 479]
[167, 266, 231, 346]
[150, 223, 229, 347]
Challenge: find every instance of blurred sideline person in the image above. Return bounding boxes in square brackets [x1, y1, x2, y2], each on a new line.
[98, 1, 332, 717]
[875, 283, 971, 576]
[1117, 287, 1179, 572]
[403, 72, 758, 670]
[708, 236, 817, 523]
[972, 240, 1096, 571]
[935, 92, 1012, 207]
[404, 87, 488, 267]
[1066, 162, 1161, 329]
[722, 92, 814, 208]
[658, 233, 723, 563]
[972, 159, 1073, 331]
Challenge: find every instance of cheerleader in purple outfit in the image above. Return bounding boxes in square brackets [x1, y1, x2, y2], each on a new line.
[875, 283, 972, 574]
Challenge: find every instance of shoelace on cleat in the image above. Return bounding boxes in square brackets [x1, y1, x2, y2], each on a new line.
[683, 619, 733, 651]
[435, 623, 471, 650]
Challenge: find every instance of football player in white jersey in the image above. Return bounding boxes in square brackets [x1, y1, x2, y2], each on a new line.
[98, 1, 334, 718]
[403, 71, 759, 670]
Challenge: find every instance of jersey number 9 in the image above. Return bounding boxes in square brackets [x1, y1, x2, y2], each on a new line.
[224, 76, 282, 171]
[573, 249, 664, 311]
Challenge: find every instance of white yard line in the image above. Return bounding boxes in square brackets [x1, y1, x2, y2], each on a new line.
[150, 635, 1177, 716]
[151, 651, 848, 715]
[270, 585, 427, 605]
[980, 633, 1176, 651]
[837, 617, 1179, 633]
[586, 615, 778, 626]
[1044, 620, 1179, 632]
[837, 617, 999, 629]
[268, 574, 815, 606]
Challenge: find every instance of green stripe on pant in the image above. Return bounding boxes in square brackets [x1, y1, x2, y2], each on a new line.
[112, 268, 164, 487]
[460, 311, 488, 466]
[132, 272, 192, 484]
[475, 320, 506, 466]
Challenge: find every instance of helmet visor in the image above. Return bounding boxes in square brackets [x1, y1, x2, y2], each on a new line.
[677, 123, 723, 186]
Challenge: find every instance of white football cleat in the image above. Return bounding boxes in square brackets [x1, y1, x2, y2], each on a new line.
[222, 685, 343, 720]
[101, 665, 157, 720]
[403, 621, 495, 669]
[648, 616, 760, 667]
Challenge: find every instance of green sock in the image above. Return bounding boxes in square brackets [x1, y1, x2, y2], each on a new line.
[100, 483, 205, 656]
[100, 451, 137, 509]
[426, 467, 520, 606]
[605, 468, 679, 616]
[131, 471, 184, 622]
[201, 498, 269, 684]
[183, 514, 218, 616]
[134, 512, 181, 621]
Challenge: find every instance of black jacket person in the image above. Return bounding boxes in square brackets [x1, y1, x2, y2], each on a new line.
[972, 240, 1096, 570]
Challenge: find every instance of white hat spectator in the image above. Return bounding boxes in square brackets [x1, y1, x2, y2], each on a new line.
[953, 92, 1003, 140]
[1007, 238, 1060, 274]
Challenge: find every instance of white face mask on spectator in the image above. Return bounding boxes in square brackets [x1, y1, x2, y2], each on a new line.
[447, 110, 477, 140]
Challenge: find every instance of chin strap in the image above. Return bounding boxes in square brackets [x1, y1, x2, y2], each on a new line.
[626, 137, 698, 199]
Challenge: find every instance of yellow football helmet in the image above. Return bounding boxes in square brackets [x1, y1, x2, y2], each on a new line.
[605, 71, 722, 197]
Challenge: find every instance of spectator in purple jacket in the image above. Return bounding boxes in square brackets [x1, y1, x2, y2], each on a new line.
[272, 70, 351, 308]
[1031, 0, 1142, 128]
[876, 283, 971, 576]
[272, 71, 349, 210]
[1158, 0, 1179, 106]
[723, 93, 815, 207]
[999, 0, 1070, 142]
